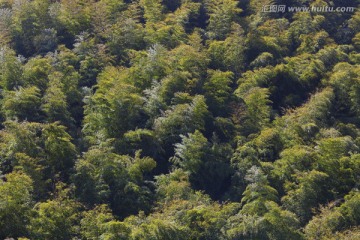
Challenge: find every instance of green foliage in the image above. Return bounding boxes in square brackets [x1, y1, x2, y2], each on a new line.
[128, 216, 189, 240]
[224, 166, 303, 240]
[11, 0, 41, 56]
[1, 0, 360, 238]
[282, 170, 329, 224]
[42, 123, 77, 179]
[243, 87, 272, 132]
[0, 121, 76, 197]
[241, 166, 278, 215]
[74, 34, 113, 86]
[204, 70, 233, 115]
[305, 191, 360, 239]
[297, 31, 332, 54]
[173, 132, 234, 198]
[208, 24, 246, 75]
[105, 15, 145, 60]
[74, 144, 156, 218]
[274, 87, 335, 146]
[271, 145, 317, 183]
[42, 72, 72, 125]
[155, 169, 193, 203]
[230, 128, 282, 200]
[28, 184, 81, 240]
[0, 47, 23, 90]
[154, 95, 210, 146]
[205, 0, 242, 40]
[328, 63, 360, 116]
[121, 129, 161, 158]
[0, 171, 33, 239]
[80, 204, 130, 240]
[172, 130, 208, 174]
[2, 86, 42, 121]
[0, 8, 12, 45]
[83, 66, 145, 143]
[316, 136, 359, 194]
[22, 57, 51, 92]
[248, 18, 291, 59]
[56, 0, 93, 36]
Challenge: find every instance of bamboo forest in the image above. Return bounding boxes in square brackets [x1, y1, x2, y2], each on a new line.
[0, 0, 360, 239]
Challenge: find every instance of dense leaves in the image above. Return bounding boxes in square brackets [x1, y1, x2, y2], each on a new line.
[0, 0, 360, 239]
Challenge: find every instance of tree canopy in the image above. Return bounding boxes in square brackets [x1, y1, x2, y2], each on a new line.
[0, 0, 360, 239]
